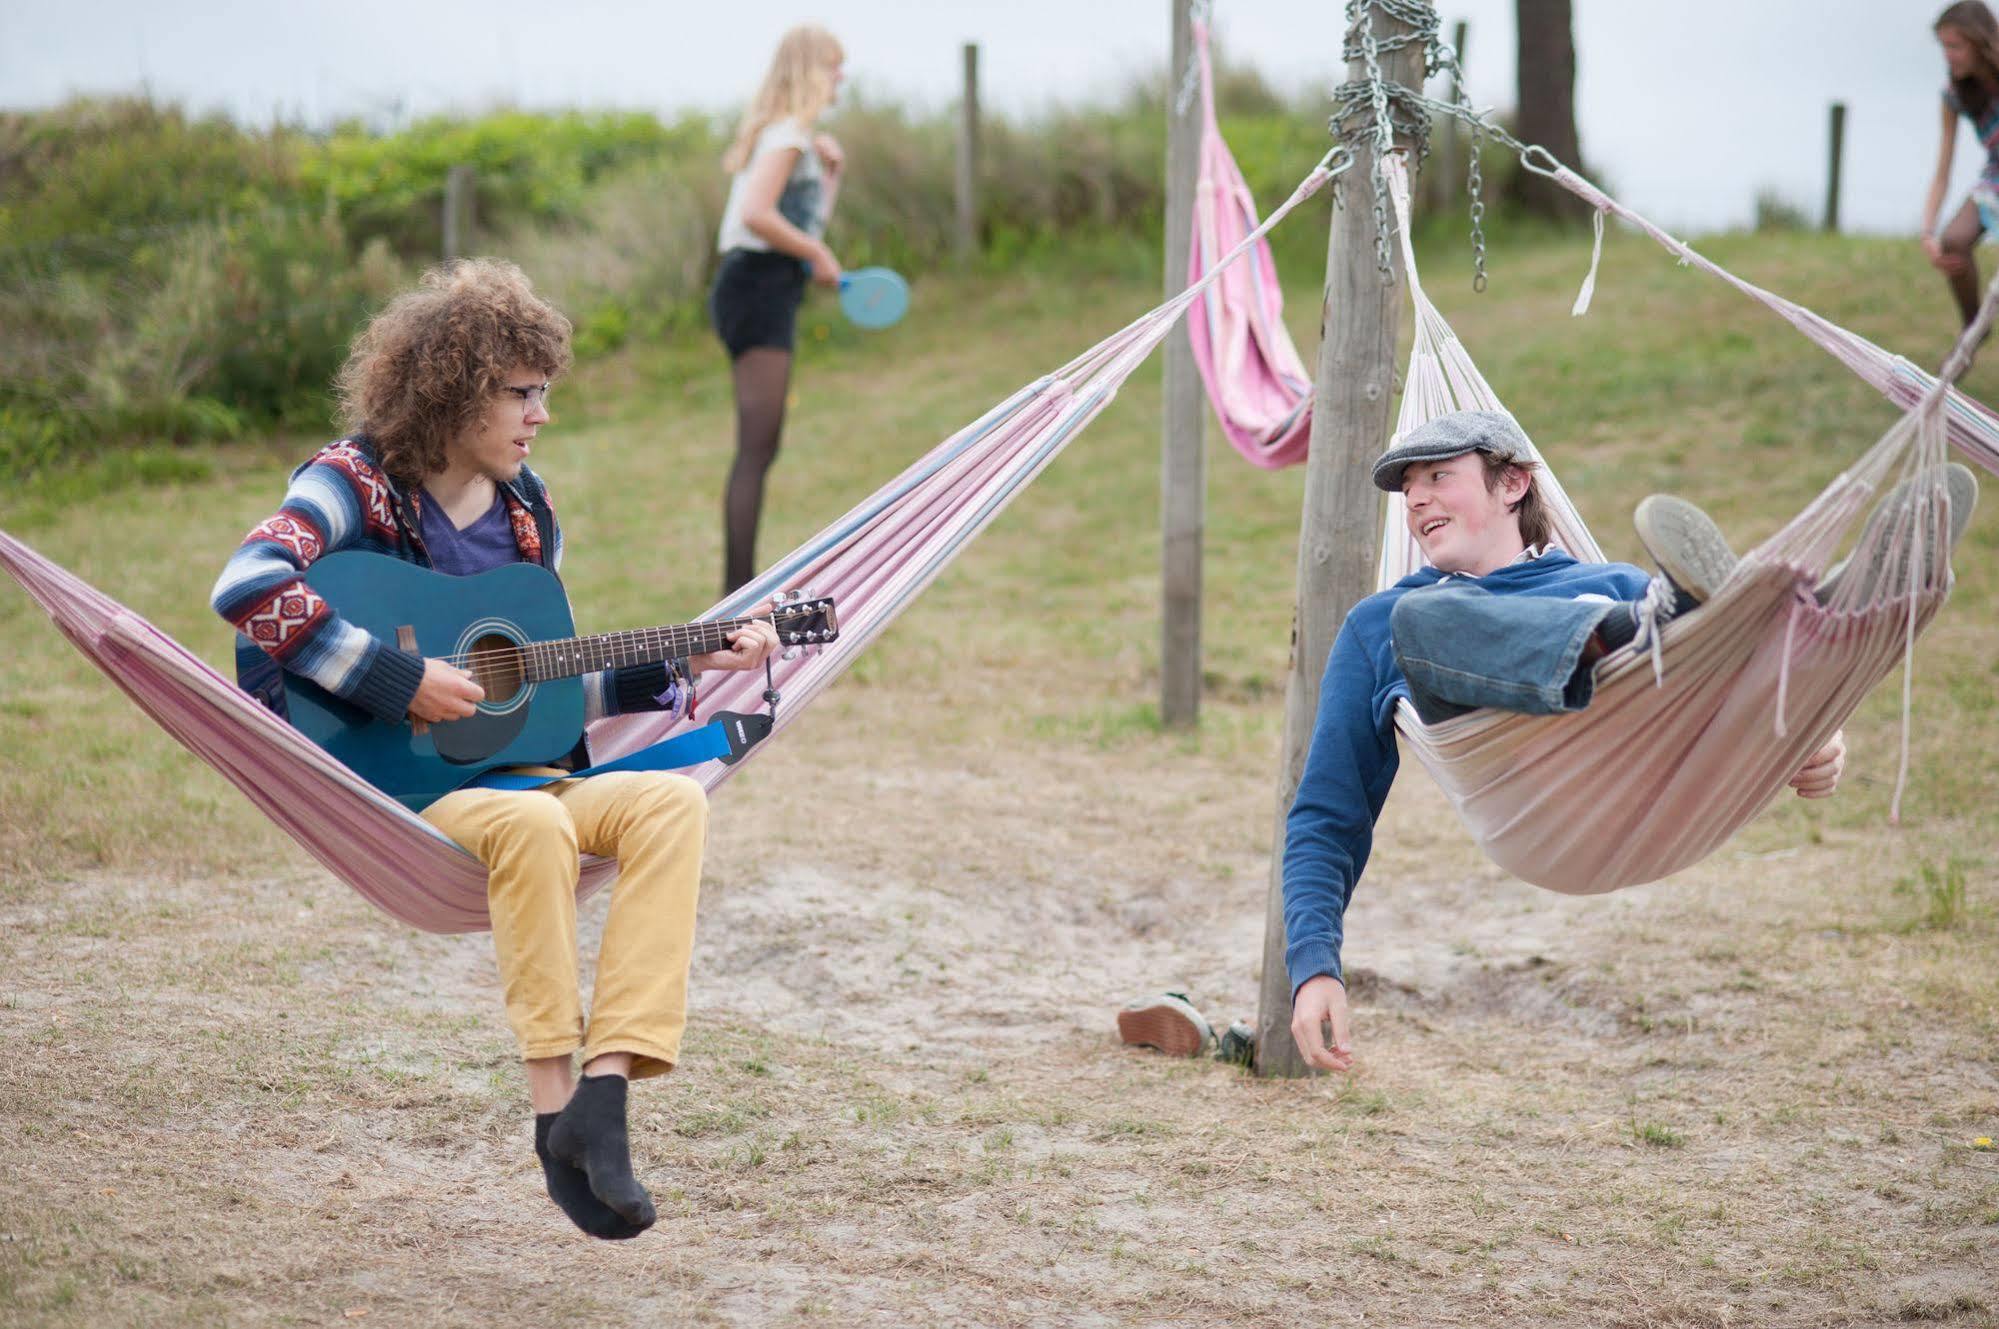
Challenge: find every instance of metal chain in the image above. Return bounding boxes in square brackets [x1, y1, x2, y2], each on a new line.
[1357, 21, 1394, 276]
[1330, 0, 1440, 280]
[1466, 121, 1488, 291]
[1325, 0, 1570, 292]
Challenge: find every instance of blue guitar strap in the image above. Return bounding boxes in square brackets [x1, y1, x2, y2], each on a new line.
[466, 712, 765, 792]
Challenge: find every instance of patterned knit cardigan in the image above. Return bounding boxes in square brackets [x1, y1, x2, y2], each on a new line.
[211, 437, 679, 728]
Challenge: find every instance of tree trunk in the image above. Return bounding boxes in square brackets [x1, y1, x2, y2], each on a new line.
[1506, 0, 1588, 221]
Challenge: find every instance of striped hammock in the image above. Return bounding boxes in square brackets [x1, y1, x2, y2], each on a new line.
[1372, 154, 1978, 892]
[0, 153, 1344, 935]
[1183, 15, 1315, 468]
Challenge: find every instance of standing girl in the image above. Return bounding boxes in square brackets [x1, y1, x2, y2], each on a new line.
[710, 24, 848, 593]
[1923, 2, 1999, 327]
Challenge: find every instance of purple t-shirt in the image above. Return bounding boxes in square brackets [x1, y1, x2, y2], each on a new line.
[418, 489, 520, 576]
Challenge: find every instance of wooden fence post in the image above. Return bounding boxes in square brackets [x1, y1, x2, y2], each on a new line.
[1253, 10, 1425, 1078]
[1823, 102, 1846, 234]
[1162, 0, 1205, 728]
[443, 165, 475, 260]
[957, 44, 981, 263]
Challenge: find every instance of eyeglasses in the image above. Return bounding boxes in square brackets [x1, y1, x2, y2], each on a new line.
[501, 382, 554, 413]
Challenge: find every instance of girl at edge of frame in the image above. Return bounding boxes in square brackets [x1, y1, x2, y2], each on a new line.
[710, 24, 847, 595]
[1924, 1, 1999, 327]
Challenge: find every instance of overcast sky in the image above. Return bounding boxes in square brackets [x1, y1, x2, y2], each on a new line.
[0, 0, 1975, 235]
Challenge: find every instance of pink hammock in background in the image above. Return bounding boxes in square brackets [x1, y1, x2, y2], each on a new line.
[1183, 15, 1315, 469]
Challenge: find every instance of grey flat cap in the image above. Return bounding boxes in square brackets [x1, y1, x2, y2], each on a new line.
[1371, 409, 1531, 491]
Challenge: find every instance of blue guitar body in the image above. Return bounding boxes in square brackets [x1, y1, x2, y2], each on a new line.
[251, 554, 586, 813]
[240, 552, 839, 814]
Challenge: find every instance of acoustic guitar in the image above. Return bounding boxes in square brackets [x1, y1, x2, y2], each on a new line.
[242, 551, 836, 810]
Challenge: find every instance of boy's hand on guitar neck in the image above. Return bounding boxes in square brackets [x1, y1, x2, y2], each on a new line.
[410, 658, 485, 723]
[688, 617, 781, 675]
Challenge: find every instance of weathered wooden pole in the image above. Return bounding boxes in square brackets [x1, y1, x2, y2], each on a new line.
[1823, 101, 1847, 234]
[1253, 10, 1425, 1078]
[1162, 0, 1206, 728]
[443, 165, 475, 260]
[956, 43, 982, 263]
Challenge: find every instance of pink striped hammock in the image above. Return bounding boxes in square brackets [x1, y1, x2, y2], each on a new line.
[1183, 15, 1315, 468]
[0, 155, 1347, 935]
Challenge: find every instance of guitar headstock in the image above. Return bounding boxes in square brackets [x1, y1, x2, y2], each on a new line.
[768, 590, 839, 648]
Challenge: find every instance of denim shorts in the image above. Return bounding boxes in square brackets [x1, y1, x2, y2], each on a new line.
[709, 248, 809, 358]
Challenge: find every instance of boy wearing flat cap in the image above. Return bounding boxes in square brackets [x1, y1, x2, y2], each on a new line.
[1280, 409, 1857, 1073]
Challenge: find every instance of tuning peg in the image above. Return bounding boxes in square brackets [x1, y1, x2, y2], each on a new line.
[781, 646, 803, 661]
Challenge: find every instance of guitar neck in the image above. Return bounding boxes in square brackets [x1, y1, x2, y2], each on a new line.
[523, 618, 755, 682]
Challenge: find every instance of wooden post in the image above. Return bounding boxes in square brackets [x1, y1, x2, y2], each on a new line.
[956, 44, 981, 263]
[443, 164, 475, 260]
[1253, 13, 1425, 1078]
[1823, 101, 1846, 234]
[1161, 0, 1205, 728]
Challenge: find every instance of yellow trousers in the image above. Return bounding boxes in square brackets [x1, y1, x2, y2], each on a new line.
[422, 769, 707, 1080]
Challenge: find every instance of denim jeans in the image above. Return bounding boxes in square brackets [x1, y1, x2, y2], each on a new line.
[1388, 581, 1619, 724]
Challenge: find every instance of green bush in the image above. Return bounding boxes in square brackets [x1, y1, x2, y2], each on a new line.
[304, 110, 719, 257]
[0, 98, 309, 264]
[0, 78, 1365, 482]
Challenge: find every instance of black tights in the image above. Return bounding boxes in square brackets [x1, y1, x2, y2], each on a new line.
[1939, 195, 1986, 328]
[722, 347, 793, 594]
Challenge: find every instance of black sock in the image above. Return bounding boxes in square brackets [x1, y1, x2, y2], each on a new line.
[547, 1074, 657, 1228]
[535, 1114, 648, 1240]
[1595, 604, 1640, 653]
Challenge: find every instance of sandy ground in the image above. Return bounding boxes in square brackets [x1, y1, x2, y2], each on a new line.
[2, 681, 1996, 1327]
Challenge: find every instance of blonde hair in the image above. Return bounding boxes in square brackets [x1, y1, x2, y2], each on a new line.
[722, 25, 846, 173]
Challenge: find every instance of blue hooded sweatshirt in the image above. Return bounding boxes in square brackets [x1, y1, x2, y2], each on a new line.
[1280, 549, 1652, 999]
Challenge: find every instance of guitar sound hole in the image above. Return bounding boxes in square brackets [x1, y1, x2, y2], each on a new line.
[466, 634, 526, 704]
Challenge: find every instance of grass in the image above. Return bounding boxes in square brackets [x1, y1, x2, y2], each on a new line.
[2, 219, 1997, 1325]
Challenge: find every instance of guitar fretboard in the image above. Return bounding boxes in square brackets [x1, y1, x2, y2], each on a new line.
[523, 618, 761, 682]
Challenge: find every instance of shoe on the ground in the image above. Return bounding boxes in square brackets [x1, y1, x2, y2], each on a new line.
[1116, 991, 1214, 1058]
[1818, 462, 1979, 604]
[1633, 494, 1740, 607]
[1214, 1020, 1256, 1067]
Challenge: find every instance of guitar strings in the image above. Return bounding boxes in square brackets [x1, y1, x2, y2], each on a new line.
[434, 610, 825, 672]
[442, 620, 753, 669]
